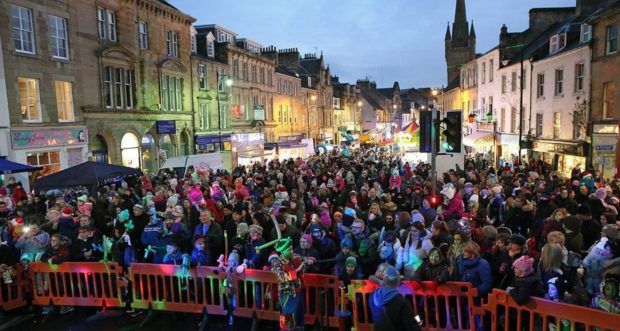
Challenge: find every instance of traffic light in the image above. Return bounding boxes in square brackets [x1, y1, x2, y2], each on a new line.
[419, 110, 438, 153]
[440, 111, 462, 153]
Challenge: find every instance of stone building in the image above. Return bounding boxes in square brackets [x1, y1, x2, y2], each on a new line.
[332, 76, 362, 141]
[589, 0, 620, 179]
[0, 0, 91, 186]
[191, 26, 230, 153]
[80, 0, 196, 174]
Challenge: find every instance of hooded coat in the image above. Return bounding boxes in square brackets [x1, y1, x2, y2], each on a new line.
[453, 255, 493, 298]
[369, 287, 421, 331]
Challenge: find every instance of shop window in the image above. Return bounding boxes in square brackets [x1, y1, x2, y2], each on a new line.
[121, 133, 140, 169]
[159, 134, 174, 165]
[27, 151, 61, 183]
[141, 133, 156, 174]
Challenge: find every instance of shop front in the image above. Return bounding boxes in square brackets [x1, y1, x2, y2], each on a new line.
[592, 123, 619, 180]
[266, 135, 314, 161]
[500, 134, 520, 165]
[10, 126, 89, 191]
[231, 132, 264, 167]
[319, 128, 334, 144]
[531, 140, 588, 178]
[195, 134, 232, 153]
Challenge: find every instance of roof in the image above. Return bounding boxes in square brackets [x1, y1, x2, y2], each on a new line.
[156, 0, 178, 10]
[276, 66, 300, 78]
[586, 0, 620, 23]
[505, 13, 590, 66]
[361, 91, 384, 110]
[299, 58, 321, 76]
[376, 88, 394, 99]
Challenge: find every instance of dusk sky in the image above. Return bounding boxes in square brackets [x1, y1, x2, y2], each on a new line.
[173, 0, 576, 89]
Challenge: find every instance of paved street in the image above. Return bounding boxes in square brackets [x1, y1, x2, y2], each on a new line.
[0, 308, 271, 331]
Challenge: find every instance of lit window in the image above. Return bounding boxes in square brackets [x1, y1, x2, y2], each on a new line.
[603, 81, 615, 119]
[55, 81, 74, 122]
[18, 77, 41, 122]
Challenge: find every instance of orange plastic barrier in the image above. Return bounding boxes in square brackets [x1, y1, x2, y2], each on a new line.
[233, 269, 343, 328]
[0, 264, 29, 312]
[482, 289, 620, 331]
[128, 263, 226, 315]
[28, 262, 124, 308]
[302, 273, 342, 327]
[233, 268, 280, 321]
[347, 280, 479, 331]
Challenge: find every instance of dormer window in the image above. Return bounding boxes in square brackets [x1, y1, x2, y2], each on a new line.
[581, 24, 592, 43]
[550, 33, 566, 54]
[206, 32, 215, 58]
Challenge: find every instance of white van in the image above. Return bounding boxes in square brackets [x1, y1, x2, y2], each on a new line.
[158, 152, 231, 178]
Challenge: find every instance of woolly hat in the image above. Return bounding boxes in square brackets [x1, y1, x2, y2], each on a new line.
[236, 223, 249, 238]
[249, 224, 263, 236]
[62, 207, 73, 217]
[345, 256, 357, 267]
[301, 234, 314, 245]
[133, 204, 145, 211]
[512, 255, 534, 277]
[411, 211, 425, 224]
[340, 236, 353, 249]
[0, 188, 7, 196]
[163, 211, 176, 220]
[563, 216, 581, 233]
[268, 251, 279, 262]
[320, 211, 332, 228]
[595, 188, 607, 200]
[440, 184, 456, 200]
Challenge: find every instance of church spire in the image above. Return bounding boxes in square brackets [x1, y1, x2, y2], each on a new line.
[452, 0, 469, 47]
[469, 20, 476, 39]
[445, 22, 451, 41]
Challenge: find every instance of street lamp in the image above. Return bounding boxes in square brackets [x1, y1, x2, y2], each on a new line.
[217, 71, 233, 151]
[356, 100, 362, 134]
[307, 94, 317, 140]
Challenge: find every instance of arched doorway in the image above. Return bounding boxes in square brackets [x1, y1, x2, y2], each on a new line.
[159, 134, 175, 166]
[141, 133, 157, 174]
[91, 135, 109, 163]
[179, 131, 190, 156]
[121, 133, 141, 169]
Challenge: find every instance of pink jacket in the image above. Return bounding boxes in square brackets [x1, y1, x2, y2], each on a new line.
[443, 191, 464, 219]
[389, 175, 402, 191]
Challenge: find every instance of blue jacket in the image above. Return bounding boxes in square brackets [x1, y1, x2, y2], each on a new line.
[244, 238, 267, 269]
[163, 251, 184, 265]
[453, 255, 493, 297]
[58, 216, 78, 239]
[140, 221, 166, 263]
[190, 248, 211, 266]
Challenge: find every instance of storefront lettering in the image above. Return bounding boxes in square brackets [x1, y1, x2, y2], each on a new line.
[11, 128, 87, 149]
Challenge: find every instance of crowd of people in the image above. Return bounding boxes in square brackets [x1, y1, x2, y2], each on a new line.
[0, 147, 619, 326]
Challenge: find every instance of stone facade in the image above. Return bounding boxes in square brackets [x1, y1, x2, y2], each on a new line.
[589, 2, 620, 179]
[0, 0, 91, 186]
[80, 0, 196, 173]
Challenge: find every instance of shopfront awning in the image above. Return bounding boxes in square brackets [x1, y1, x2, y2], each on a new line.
[463, 131, 494, 147]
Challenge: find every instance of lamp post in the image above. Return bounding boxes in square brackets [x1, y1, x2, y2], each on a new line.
[356, 100, 362, 134]
[430, 89, 439, 196]
[308, 94, 317, 140]
[486, 111, 498, 167]
[217, 71, 233, 151]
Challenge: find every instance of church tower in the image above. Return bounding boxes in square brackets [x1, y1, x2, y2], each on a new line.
[444, 0, 476, 85]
